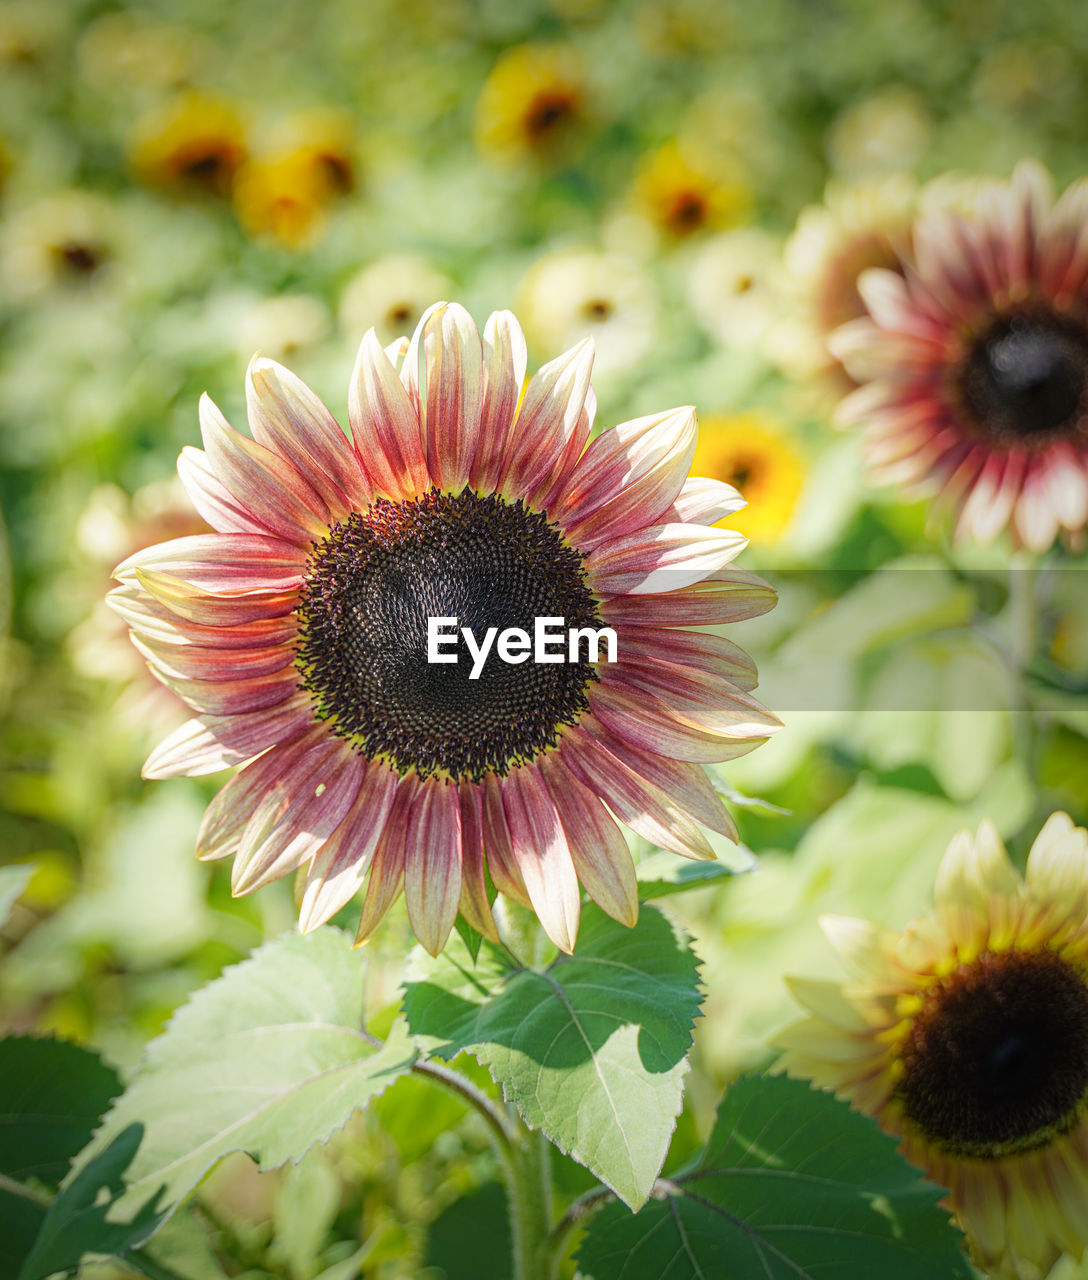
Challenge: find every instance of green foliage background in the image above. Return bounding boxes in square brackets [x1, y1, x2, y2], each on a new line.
[2, 0, 1088, 1276]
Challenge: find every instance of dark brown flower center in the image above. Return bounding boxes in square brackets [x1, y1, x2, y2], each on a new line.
[524, 92, 575, 141]
[897, 949, 1088, 1157]
[961, 310, 1088, 442]
[53, 240, 105, 276]
[295, 489, 602, 782]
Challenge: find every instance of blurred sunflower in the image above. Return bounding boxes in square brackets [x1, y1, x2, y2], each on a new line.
[232, 150, 329, 248]
[109, 303, 779, 956]
[517, 248, 657, 373]
[768, 173, 916, 386]
[633, 140, 751, 240]
[0, 191, 114, 298]
[777, 813, 1088, 1280]
[475, 44, 584, 163]
[130, 91, 247, 198]
[832, 161, 1088, 551]
[691, 412, 804, 544]
[273, 108, 357, 196]
[339, 253, 455, 348]
[687, 227, 782, 349]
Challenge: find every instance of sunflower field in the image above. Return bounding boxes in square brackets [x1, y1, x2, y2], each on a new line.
[4, 1, 1088, 1278]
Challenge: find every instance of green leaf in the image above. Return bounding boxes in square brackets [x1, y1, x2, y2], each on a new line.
[0, 863, 33, 927]
[19, 1124, 167, 1280]
[0, 1185, 47, 1280]
[635, 851, 740, 899]
[28, 929, 415, 1276]
[404, 903, 702, 1210]
[0, 1035, 122, 1185]
[577, 1075, 973, 1280]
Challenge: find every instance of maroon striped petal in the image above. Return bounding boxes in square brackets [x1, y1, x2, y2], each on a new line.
[355, 786, 414, 945]
[247, 356, 370, 513]
[232, 737, 364, 895]
[298, 763, 400, 932]
[199, 394, 331, 541]
[540, 752, 637, 927]
[405, 778, 463, 956]
[348, 330, 429, 499]
[586, 522, 747, 595]
[560, 726, 716, 861]
[501, 765, 581, 954]
[142, 695, 314, 778]
[131, 634, 294, 682]
[481, 774, 530, 907]
[420, 303, 484, 494]
[470, 310, 527, 495]
[108, 584, 298, 649]
[618, 626, 758, 691]
[133, 568, 297, 627]
[458, 782, 499, 942]
[599, 568, 776, 626]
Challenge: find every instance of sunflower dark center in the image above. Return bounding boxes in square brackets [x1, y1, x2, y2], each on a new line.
[897, 949, 1088, 1157]
[961, 311, 1088, 442]
[295, 488, 603, 782]
[525, 93, 574, 139]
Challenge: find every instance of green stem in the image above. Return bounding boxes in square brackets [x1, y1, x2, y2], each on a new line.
[508, 1128, 555, 1280]
[411, 1058, 553, 1280]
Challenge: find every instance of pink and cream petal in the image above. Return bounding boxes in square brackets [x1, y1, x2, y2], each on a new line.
[348, 329, 429, 500]
[540, 753, 637, 927]
[247, 356, 368, 514]
[420, 303, 484, 494]
[496, 337, 594, 504]
[177, 446, 272, 537]
[470, 310, 528, 494]
[142, 695, 314, 779]
[481, 775, 531, 907]
[199, 394, 332, 541]
[231, 739, 364, 895]
[298, 764, 400, 933]
[587, 522, 748, 595]
[355, 787, 413, 946]
[660, 476, 746, 526]
[599, 567, 776, 627]
[115, 533, 306, 593]
[501, 765, 581, 954]
[458, 782, 499, 943]
[133, 567, 297, 627]
[404, 778, 463, 957]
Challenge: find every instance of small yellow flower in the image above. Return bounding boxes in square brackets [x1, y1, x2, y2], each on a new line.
[475, 44, 583, 162]
[634, 140, 751, 238]
[691, 413, 804, 544]
[130, 91, 247, 197]
[232, 151, 329, 249]
[269, 108, 358, 198]
[777, 814, 1088, 1280]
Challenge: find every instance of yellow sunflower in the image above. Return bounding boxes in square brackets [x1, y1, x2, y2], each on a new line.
[232, 151, 329, 248]
[475, 43, 583, 162]
[690, 413, 804, 544]
[633, 140, 751, 239]
[777, 814, 1088, 1280]
[130, 91, 247, 198]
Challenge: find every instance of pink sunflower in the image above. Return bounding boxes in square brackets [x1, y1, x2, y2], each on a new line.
[831, 160, 1088, 551]
[109, 303, 780, 955]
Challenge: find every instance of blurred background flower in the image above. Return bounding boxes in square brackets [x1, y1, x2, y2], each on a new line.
[2, 0, 1088, 1273]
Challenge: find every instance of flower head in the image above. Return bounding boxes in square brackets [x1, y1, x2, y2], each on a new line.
[110, 303, 779, 957]
[633, 140, 751, 240]
[691, 413, 804, 544]
[130, 91, 247, 198]
[832, 161, 1088, 551]
[475, 44, 584, 163]
[777, 813, 1088, 1279]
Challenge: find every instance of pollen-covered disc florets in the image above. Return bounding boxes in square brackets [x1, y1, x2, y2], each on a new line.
[109, 301, 779, 957]
[295, 488, 602, 781]
[833, 160, 1088, 551]
[777, 813, 1088, 1277]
